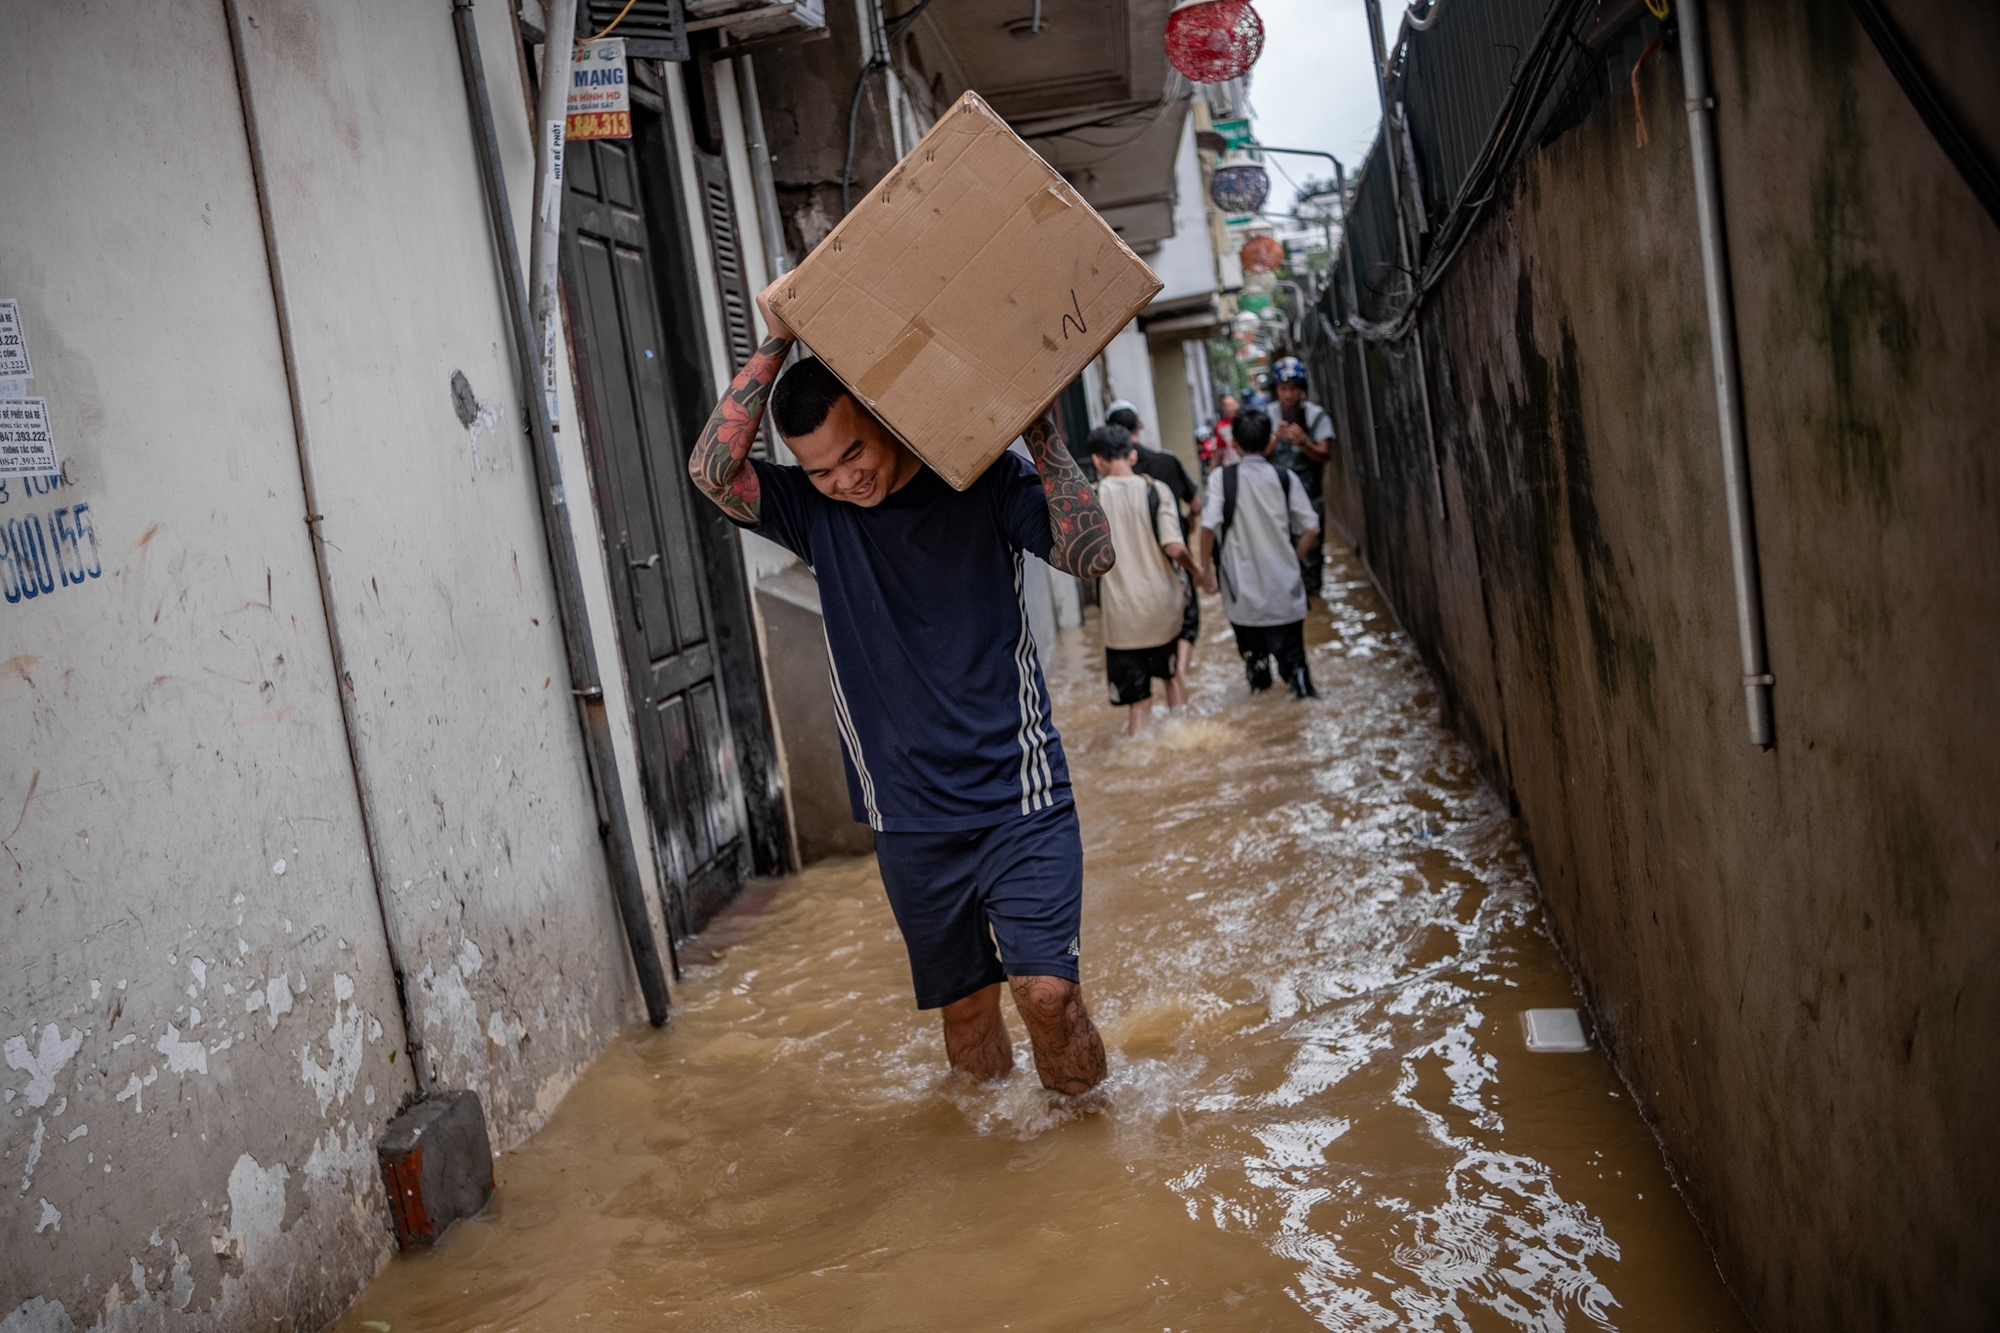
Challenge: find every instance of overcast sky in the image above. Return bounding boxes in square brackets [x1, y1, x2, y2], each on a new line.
[1242, 0, 1389, 217]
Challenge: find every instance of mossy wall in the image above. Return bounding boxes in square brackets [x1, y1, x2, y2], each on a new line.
[1314, 1, 1999, 1325]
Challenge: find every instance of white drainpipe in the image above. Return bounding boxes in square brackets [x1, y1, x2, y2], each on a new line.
[1679, 0, 1777, 748]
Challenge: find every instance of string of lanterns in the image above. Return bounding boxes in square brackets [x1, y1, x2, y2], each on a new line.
[1168, 0, 1293, 351]
[1169, 0, 1275, 221]
[1238, 234, 1284, 274]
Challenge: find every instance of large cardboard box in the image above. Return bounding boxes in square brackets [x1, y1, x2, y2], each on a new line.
[769, 91, 1163, 489]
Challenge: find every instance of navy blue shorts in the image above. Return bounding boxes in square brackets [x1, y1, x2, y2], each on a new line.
[872, 801, 1084, 1009]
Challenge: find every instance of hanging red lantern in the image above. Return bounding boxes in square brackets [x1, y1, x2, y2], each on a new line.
[1239, 235, 1284, 274]
[1166, 0, 1265, 84]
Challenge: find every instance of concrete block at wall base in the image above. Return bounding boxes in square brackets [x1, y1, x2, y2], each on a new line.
[377, 1089, 495, 1249]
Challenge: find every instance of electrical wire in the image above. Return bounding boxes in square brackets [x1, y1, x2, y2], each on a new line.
[579, 0, 639, 42]
[1332, 0, 1596, 343]
[1033, 101, 1184, 167]
[843, 0, 939, 215]
[842, 59, 878, 216]
[1018, 97, 1174, 142]
[1845, 0, 2000, 229]
[1405, 0, 1445, 32]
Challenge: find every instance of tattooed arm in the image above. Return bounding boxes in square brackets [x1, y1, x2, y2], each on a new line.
[688, 332, 789, 523]
[691, 279, 798, 522]
[1022, 410, 1115, 579]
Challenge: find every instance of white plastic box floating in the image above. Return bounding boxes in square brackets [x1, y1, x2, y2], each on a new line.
[771, 91, 1163, 490]
[1520, 1007, 1591, 1052]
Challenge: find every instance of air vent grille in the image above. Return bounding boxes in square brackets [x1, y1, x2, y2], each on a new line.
[583, 0, 689, 61]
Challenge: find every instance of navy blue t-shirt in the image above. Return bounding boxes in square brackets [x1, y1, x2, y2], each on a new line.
[736, 452, 1071, 832]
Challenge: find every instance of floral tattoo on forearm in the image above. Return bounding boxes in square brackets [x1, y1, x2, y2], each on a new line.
[1023, 412, 1115, 579]
[689, 333, 792, 524]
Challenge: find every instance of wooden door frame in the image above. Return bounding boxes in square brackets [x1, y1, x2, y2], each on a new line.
[559, 78, 793, 936]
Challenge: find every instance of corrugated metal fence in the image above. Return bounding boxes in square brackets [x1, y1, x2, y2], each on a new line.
[1319, 0, 1664, 329]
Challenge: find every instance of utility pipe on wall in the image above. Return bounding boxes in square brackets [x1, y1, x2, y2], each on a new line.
[1337, 161, 1382, 476]
[732, 50, 792, 280]
[529, 0, 576, 434]
[453, 0, 676, 1019]
[224, 0, 429, 1095]
[1678, 0, 1776, 748]
[1361, 0, 1446, 520]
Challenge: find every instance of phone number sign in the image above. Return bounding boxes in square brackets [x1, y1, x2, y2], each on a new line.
[567, 38, 631, 141]
[0, 398, 57, 477]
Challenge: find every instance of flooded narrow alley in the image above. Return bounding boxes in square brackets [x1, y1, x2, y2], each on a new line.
[333, 547, 1746, 1332]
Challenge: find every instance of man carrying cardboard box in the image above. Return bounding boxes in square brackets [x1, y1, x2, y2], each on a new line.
[687, 285, 1115, 1096]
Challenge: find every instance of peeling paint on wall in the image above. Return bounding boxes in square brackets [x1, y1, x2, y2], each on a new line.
[4, 1025, 84, 1107]
[418, 940, 488, 1079]
[154, 1026, 207, 1076]
[300, 995, 368, 1115]
[1, 5, 649, 1327]
[224, 1154, 289, 1258]
[0, 1297, 74, 1333]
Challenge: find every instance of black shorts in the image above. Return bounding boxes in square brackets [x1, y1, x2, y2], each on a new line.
[872, 802, 1085, 1009]
[1179, 569, 1200, 643]
[1105, 639, 1177, 705]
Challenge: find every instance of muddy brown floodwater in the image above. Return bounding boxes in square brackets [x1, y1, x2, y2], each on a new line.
[335, 544, 1750, 1333]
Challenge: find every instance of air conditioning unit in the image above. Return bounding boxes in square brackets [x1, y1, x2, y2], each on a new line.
[683, 0, 827, 40]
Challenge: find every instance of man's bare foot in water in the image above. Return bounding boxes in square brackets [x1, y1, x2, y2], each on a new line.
[1009, 975, 1107, 1094]
[941, 984, 1014, 1081]
[939, 978, 1107, 1094]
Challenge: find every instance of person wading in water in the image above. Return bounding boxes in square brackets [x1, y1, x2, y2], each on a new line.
[1199, 407, 1322, 699]
[688, 282, 1114, 1096]
[1268, 356, 1334, 602]
[1086, 424, 1214, 734]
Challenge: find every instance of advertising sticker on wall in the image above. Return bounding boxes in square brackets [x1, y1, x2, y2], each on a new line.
[0, 398, 56, 477]
[0, 300, 30, 381]
[566, 39, 631, 141]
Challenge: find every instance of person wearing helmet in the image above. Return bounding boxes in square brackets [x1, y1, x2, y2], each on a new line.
[1269, 356, 1334, 601]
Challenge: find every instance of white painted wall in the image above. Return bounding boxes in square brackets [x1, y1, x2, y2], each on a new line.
[711, 56, 803, 588]
[1, 3, 663, 1326]
[1149, 340, 1200, 475]
[666, 67, 736, 405]
[1185, 338, 1218, 427]
[1148, 116, 1221, 306]
[1, 7, 410, 1321]
[242, 0, 653, 1124]
[1099, 322, 1162, 448]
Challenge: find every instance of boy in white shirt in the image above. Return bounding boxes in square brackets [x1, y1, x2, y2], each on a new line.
[1198, 408, 1322, 699]
[1087, 426, 1214, 733]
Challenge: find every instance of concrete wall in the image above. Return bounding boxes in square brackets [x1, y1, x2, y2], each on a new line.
[757, 0, 900, 258]
[1313, 2, 1999, 1327]
[1147, 117, 1220, 307]
[754, 571, 872, 865]
[1147, 340, 1200, 477]
[1098, 323, 1161, 449]
[1, 3, 662, 1326]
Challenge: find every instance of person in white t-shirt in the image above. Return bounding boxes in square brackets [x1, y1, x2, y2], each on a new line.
[1197, 408, 1321, 699]
[1087, 425, 1214, 733]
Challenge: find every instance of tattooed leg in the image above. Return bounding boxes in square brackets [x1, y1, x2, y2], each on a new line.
[1022, 411, 1115, 579]
[688, 332, 792, 523]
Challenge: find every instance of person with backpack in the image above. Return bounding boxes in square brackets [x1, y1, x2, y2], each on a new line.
[1198, 407, 1321, 699]
[1104, 400, 1204, 682]
[1087, 425, 1213, 733]
[1268, 356, 1335, 601]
